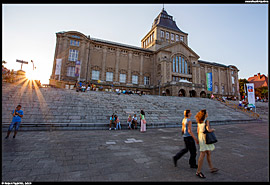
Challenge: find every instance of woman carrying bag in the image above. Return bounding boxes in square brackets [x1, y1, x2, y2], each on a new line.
[195, 109, 218, 178]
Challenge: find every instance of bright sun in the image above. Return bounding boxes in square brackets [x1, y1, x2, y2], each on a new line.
[25, 70, 37, 81]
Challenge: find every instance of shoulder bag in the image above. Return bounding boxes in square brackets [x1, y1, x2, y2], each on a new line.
[203, 121, 217, 144]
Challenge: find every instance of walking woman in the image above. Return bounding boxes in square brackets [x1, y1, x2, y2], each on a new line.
[140, 109, 146, 132]
[195, 109, 218, 178]
[173, 110, 199, 168]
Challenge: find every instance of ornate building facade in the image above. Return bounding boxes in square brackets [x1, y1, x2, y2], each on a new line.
[50, 8, 240, 98]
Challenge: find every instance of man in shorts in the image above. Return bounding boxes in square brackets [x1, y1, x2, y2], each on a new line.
[5, 105, 24, 139]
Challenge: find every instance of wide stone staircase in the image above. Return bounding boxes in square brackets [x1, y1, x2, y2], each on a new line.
[2, 82, 260, 131]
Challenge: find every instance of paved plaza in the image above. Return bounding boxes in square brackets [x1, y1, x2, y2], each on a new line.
[2, 120, 269, 182]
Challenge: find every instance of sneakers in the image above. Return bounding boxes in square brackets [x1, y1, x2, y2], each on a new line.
[109, 128, 112, 130]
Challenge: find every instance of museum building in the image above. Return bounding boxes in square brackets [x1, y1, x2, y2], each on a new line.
[49, 8, 240, 98]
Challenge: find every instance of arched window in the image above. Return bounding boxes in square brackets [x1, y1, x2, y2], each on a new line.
[185, 60, 187, 74]
[175, 57, 178, 73]
[179, 56, 182, 73]
[171, 55, 190, 75]
[173, 58, 175, 72]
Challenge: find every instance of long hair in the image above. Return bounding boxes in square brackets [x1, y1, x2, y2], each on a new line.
[141, 110, 145, 116]
[184, 110, 190, 118]
[195, 109, 207, 123]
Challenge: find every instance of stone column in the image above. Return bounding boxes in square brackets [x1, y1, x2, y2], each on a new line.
[218, 68, 221, 95]
[79, 41, 86, 81]
[139, 53, 144, 85]
[198, 65, 201, 85]
[101, 46, 107, 81]
[85, 42, 92, 82]
[236, 70, 240, 99]
[161, 59, 167, 84]
[114, 48, 120, 83]
[192, 65, 196, 84]
[60, 37, 68, 81]
[127, 51, 132, 84]
[227, 68, 231, 95]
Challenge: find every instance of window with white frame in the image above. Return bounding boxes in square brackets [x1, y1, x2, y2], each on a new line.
[132, 75, 138, 84]
[144, 76, 150, 85]
[92, 70, 99, 80]
[232, 86, 235, 94]
[171, 33, 174, 41]
[231, 76, 235, 84]
[166, 32, 169, 39]
[106, 72, 113, 82]
[67, 67, 75, 77]
[215, 85, 218, 93]
[68, 49, 79, 61]
[161, 30, 164, 38]
[180, 36, 184, 41]
[119, 74, 126, 83]
[70, 40, 80, 46]
[176, 35, 179, 41]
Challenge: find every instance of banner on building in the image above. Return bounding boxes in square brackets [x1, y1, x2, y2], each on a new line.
[75, 60, 80, 77]
[246, 83, 255, 108]
[206, 72, 213, 91]
[55, 59, 62, 75]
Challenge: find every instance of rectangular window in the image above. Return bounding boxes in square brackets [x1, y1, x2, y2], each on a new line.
[67, 67, 75, 77]
[232, 76, 235, 84]
[215, 85, 218, 93]
[132, 75, 138, 84]
[152, 32, 154, 41]
[171, 33, 174, 41]
[180, 36, 184, 41]
[176, 35, 179, 41]
[173, 58, 175, 72]
[179, 56, 182, 73]
[161, 30, 164, 38]
[144, 76, 150, 85]
[175, 57, 178, 73]
[185, 60, 188, 74]
[106, 72, 113, 82]
[173, 76, 175, 81]
[182, 57, 185, 74]
[68, 49, 79, 61]
[70, 40, 80, 46]
[92, 70, 99, 80]
[119, 74, 126, 83]
[222, 86, 225, 94]
[166, 32, 169, 39]
[232, 86, 235, 93]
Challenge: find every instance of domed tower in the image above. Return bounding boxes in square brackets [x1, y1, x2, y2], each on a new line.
[141, 8, 188, 51]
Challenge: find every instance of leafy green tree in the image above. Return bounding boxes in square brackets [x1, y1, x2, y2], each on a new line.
[238, 78, 249, 98]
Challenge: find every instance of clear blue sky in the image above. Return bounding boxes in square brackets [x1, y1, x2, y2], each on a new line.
[2, 4, 268, 84]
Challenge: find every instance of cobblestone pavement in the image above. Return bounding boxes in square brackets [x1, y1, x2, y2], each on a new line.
[2, 120, 269, 182]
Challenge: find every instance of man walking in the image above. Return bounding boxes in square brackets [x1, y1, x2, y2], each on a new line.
[5, 105, 24, 139]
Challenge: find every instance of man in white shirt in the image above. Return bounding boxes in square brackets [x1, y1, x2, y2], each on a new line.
[132, 114, 138, 129]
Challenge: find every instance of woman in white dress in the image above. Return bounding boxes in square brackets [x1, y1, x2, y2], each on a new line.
[195, 109, 218, 178]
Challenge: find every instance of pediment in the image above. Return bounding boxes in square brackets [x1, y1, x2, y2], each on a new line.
[156, 41, 200, 59]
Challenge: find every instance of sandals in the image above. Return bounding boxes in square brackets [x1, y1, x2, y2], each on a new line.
[210, 168, 219, 173]
[196, 172, 206, 178]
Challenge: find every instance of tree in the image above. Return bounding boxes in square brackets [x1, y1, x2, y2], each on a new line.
[255, 86, 268, 99]
[238, 78, 249, 99]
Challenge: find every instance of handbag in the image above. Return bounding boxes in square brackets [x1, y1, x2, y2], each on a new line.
[203, 122, 217, 144]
